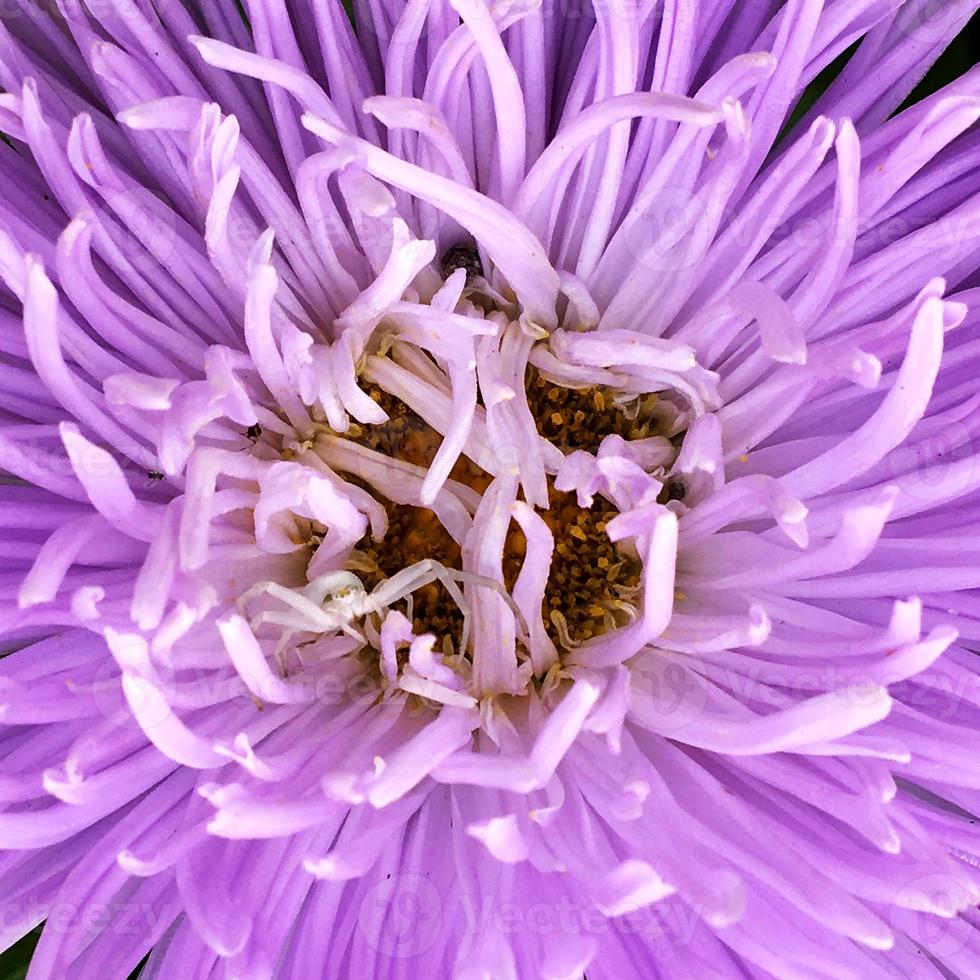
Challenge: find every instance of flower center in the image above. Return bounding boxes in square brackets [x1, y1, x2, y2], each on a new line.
[524, 368, 662, 453]
[350, 502, 465, 647]
[338, 364, 671, 655]
[528, 487, 642, 646]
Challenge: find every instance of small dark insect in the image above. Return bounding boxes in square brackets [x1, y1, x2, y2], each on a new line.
[246, 422, 263, 440]
[440, 242, 483, 283]
[147, 470, 165, 482]
[663, 480, 686, 502]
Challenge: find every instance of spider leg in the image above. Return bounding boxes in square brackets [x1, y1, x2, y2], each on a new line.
[449, 568, 531, 643]
[273, 629, 296, 670]
[365, 559, 443, 610]
[252, 584, 342, 628]
[361, 559, 472, 653]
[428, 564, 471, 655]
[250, 609, 331, 633]
[237, 579, 283, 610]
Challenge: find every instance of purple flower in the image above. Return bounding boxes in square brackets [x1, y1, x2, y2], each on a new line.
[1, 0, 980, 976]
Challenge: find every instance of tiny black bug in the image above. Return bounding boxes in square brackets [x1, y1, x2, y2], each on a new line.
[246, 422, 263, 440]
[147, 470, 165, 482]
[663, 480, 686, 502]
[440, 242, 483, 283]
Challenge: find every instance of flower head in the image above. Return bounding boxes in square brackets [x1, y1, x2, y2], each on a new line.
[1, 1, 980, 977]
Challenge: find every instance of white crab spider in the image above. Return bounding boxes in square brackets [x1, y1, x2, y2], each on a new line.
[239, 559, 528, 659]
